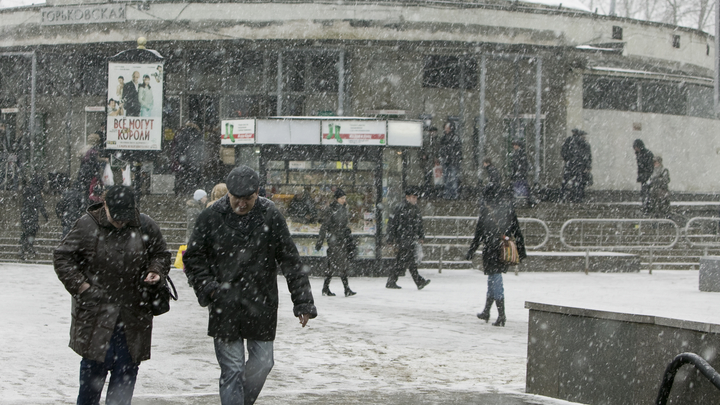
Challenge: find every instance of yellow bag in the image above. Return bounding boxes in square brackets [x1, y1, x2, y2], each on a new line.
[500, 236, 520, 266]
[174, 245, 187, 269]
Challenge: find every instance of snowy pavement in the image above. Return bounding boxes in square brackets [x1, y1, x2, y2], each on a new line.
[2, 263, 719, 404]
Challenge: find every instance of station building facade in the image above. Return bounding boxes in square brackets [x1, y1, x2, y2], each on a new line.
[0, 0, 718, 195]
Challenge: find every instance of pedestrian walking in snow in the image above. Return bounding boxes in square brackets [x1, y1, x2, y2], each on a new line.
[439, 121, 463, 199]
[186, 189, 207, 243]
[509, 139, 530, 201]
[648, 156, 670, 219]
[55, 180, 86, 238]
[207, 182, 229, 207]
[53, 185, 171, 405]
[172, 122, 205, 196]
[315, 188, 357, 296]
[633, 139, 654, 214]
[466, 187, 526, 327]
[184, 166, 317, 405]
[77, 132, 109, 204]
[482, 158, 503, 204]
[19, 175, 48, 260]
[385, 186, 431, 290]
[561, 128, 592, 203]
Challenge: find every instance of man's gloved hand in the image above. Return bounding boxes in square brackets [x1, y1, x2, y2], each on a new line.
[465, 251, 474, 261]
[315, 241, 323, 251]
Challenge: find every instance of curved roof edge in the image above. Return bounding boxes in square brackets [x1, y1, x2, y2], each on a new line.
[0, 0, 712, 39]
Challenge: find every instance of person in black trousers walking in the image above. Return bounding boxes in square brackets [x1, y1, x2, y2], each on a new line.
[385, 186, 431, 290]
[466, 187, 526, 326]
[19, 175, 49, 260]
[316, 189, 356, 297]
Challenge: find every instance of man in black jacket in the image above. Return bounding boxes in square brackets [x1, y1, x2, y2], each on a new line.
[561, 128, 592, 203]
[386, 186, 431, 290]
[633, 139, 654, 214]
[184, 166, 317, 405]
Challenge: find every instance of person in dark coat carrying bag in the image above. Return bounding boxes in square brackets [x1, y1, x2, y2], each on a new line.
[53, 185, 171, 405]
[315, 188, 357, 297]
[184, 165, 317, 405]
[466, 187, 526, 327]
[385, 186, 431, 290]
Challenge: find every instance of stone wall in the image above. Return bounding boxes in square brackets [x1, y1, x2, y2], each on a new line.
[526, 302, 720, 404]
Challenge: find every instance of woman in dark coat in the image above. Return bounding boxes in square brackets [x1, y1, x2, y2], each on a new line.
[19, 175, 48, 259]
[315, 189, 356, 297]
[466, 188, 526, 326]
[53, 186, 170, 405]
[648, 156, 670, 219]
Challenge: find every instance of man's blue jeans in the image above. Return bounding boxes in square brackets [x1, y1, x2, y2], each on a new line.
[214, 338, 274, 405]
[77, 322, 139, 405]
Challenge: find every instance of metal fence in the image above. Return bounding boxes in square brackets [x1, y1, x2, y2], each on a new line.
[559, 218, 680, 274]
[422, 216, 549, 272]
[684, 217, 720, 253]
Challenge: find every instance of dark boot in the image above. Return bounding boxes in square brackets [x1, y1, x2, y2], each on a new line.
[492, 299, 506, 327]
[341, 277, 356, 297]
[322, 276, 335, 296]
[477, 297, 494, 322]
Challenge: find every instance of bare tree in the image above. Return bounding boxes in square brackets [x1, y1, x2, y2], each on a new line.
[579, 0, 715, 33]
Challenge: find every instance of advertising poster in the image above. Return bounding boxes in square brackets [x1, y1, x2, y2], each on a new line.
[106, 62, 163, 150]
[321, 120, 386, 146]
[220, 119, 255, 145]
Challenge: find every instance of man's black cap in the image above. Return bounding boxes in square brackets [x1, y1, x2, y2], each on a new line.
[226, 165, 260, 197]
[405, 186, 420, 197]
[334, 188, 346, 199]
[105, 185, 136, 222]
[572, 128, 587, 136]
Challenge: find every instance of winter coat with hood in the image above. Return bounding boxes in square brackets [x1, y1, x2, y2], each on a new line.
[467, 194, 527, 275]
[183, 195, 317, 342]
[53, 203, 171, 363]
[634, 139, 654, 184]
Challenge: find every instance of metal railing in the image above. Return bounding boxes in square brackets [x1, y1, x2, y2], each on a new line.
[684, 217, 720, 256]
[559, 218, 680, 274]
[656, 352, 720, 405]
[422, 216, 549, 272]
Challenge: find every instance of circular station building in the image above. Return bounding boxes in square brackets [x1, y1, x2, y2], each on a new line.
[0, 0, 716, 193]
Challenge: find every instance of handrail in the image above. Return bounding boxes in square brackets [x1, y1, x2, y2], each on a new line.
[559, 218, 679, 274]
[423, 216, 549, 250]
[684, 217, 720, 248]
[560, 218, 679, 250]
[655, 352, 720, 405]
[422, 216, 549, 272]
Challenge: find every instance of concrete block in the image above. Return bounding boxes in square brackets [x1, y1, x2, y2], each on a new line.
[699, 256, 720, 292]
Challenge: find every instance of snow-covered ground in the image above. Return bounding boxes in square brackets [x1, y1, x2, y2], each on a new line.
[2, 263, 718, 404]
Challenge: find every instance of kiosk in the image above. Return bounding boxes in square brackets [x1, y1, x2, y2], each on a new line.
[222, 116, 423, 276]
